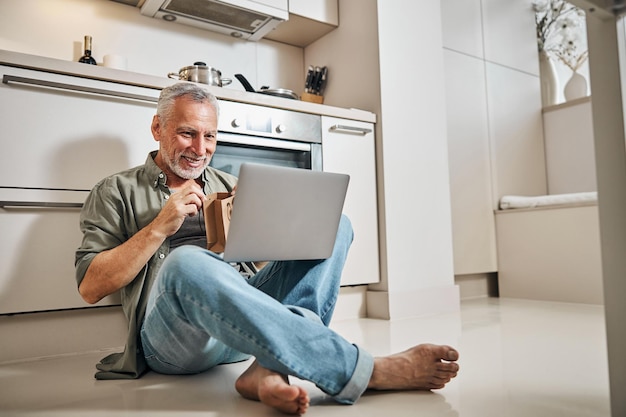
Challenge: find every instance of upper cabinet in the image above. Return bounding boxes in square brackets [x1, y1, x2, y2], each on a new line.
[265, 0, 339, 47]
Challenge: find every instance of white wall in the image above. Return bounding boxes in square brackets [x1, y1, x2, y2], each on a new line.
[0, 0, 305, 96]
[303, 0, 380, 114]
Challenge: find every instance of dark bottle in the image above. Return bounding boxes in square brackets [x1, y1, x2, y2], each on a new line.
[78, 35, 97, 65]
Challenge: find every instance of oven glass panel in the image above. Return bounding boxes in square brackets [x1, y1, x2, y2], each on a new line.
[209, 143, 311, 177]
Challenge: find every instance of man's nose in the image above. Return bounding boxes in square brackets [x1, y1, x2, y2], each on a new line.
[190, 137, 206, 155]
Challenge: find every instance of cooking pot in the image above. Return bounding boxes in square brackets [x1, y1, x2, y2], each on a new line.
[168, 62, 232, 87]
[234, 73, 299, 100]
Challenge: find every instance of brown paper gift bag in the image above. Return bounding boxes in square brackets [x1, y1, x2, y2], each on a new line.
[203, 192, 234, 253]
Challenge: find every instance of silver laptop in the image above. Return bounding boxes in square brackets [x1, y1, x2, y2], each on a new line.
[222, 163, 350, 262]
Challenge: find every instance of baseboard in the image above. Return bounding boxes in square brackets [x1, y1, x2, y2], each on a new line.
[366, 285, 460, 319]
[333, 286, 368, 321]
[455, 273, 499, 300]
[4, 284, 441, 364]
[0, 306, 126, 364]
[1, 286, 369, 364]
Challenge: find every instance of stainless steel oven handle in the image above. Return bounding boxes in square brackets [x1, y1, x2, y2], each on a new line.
[329, 124, 373, 135]
[217, 132, 311, 151]
[2, 74, 159, 104]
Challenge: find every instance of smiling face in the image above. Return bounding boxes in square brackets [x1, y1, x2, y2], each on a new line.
[152, 96, 218, 185]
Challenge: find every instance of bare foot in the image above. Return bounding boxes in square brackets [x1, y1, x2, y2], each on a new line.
[235, 360, 310, 415]
[368, 344, 459, 391]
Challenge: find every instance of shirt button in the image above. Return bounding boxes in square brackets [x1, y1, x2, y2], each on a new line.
[164, 194, 169, 200]
[159, 173, 164, 178]
[159, 253, 165, 259]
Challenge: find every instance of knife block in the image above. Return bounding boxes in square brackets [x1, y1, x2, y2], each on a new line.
[301, 92, 324, 104]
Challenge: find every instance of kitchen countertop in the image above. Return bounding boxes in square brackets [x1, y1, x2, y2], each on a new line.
[0, 49, 376, 123]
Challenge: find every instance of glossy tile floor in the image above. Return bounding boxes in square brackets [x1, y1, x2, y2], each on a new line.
[0, 297, 611, 416]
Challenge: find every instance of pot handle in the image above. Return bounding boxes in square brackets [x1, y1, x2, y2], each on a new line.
[234, 74, 256, 92]
[167, 72, 181, 79]
[221, 78, 232, 86]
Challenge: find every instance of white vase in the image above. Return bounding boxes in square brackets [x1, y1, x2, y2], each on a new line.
[538, 50, 558, 106]
[564, 71, 588, 101]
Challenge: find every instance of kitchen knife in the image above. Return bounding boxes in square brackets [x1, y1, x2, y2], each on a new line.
[304, 65, 314, 93]
[318, 66, 328, 95]
[311, 66, 322, 94]
[312, 66, 325, 95]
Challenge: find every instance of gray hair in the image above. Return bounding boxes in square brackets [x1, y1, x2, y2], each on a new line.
[156, 83, 220, 125]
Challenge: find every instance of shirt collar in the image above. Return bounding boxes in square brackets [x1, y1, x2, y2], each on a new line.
[146, 151, 166, 189]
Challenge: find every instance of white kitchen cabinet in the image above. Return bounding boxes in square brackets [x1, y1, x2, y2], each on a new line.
[441, 0, 543, 276]
[321, 116, 380, 286]
[0, 66, 159, 190]
[288, 0, 338, 25]
[440, 0, 484, 59]
[265, 0, 338, 47]
[0, 65, 159, 313]
[443, 50, 497, 275]
[0, 190, 121, 314]
[481, 0, 539, 76]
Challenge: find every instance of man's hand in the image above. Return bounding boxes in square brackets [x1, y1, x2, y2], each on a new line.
[152, 183, 206, 238]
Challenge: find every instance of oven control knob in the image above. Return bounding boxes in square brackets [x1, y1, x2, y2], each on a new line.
[231, 118, 242, 128]
[276, 124, 287, 134]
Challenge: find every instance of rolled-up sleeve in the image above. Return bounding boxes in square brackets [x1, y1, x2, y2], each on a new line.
[75, 178, 127, 287]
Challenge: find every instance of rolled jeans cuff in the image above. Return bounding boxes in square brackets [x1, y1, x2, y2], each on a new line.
[333, 345, 374, 405]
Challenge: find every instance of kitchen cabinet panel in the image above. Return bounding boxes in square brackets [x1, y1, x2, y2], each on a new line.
[265, 0, 338, 47]
[443, 50, 497, 274]
[486, 62, 546, 198]
[322, 117, 379, 286]
[0, 66, 159, 191]
[0, 66, 158, 314]
[289, 0, 338, 25]
[440, 0, 484, 59]
[0, 190, 120, 314]
[481, 0, 538, 76]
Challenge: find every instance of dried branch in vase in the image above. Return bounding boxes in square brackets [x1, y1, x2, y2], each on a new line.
[532, 0, 587, 71]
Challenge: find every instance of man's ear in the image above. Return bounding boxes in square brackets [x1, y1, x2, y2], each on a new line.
[151, 115, 161, 142]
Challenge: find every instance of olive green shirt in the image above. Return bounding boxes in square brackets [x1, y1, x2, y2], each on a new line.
[75, 151, 237, 380]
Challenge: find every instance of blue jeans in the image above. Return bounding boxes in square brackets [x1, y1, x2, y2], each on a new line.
[140, 215, 374, 404]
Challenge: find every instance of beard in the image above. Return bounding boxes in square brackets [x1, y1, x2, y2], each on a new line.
[161, 147, 210, 180]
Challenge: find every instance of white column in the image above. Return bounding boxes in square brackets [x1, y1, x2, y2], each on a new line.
[366, 0, 459, 319]
[584, 8, 626, 417]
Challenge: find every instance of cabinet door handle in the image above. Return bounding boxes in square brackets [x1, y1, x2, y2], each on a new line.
[0, 201, 83, 209]
[329, 124, 372, 135]
[2, 74, 158, 104]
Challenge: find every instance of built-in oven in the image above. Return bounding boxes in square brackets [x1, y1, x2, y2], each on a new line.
[211, 100, 322, 176]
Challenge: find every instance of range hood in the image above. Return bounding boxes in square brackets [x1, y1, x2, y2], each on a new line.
[140, 0, 288, 41]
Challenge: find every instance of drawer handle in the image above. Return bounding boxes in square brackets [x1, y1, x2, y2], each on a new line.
[0, 201, 83, 209]
[329, 124, 372, 135]
[2, 74, 158, 104]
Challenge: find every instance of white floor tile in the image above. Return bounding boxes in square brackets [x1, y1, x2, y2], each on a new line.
[0, 297, 611, 416]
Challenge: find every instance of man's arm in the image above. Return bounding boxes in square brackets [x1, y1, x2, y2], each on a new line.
[79, 183, 205, 304]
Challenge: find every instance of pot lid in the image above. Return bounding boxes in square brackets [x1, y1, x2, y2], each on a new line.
[180, 62, 220, 72]
[258, 87, 299, 100]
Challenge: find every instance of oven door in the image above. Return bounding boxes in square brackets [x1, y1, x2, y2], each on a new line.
[210, 132, 322, 176]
